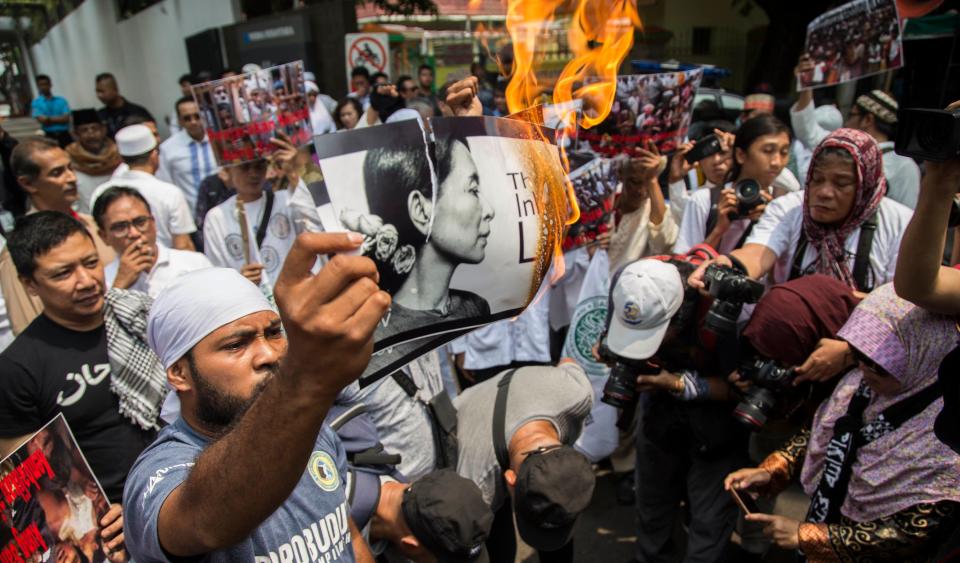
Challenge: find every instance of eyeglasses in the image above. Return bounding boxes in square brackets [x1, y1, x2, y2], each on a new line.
[108, 215, 153, 236]
[851, 347, 892, 378]
[521, 443, 564, 458]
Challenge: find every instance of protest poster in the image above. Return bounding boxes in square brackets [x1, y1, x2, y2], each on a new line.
[578, 69, 703, 156]
[562, 157, 618, 252]
[312, 116, 570, 385]
[799, 0, 903, 90]
[1, 414, 112, 563]
[192, 61, 312, 166]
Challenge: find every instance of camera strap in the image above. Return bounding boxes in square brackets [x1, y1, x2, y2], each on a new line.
[789, 210, 879, 292]
[704, 186, 723, 237]
[255, 188, 275, 250]
[492, 368, 519, 472]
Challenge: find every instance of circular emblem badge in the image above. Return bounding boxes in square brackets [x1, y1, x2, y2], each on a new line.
[308, 451, 339, 492]
[561, 295, 610, 378]
[621, 300, 643, 325]
[270, 214, 291, 240]
[225, 234, 245, 261]
[261, 246, 280, 272]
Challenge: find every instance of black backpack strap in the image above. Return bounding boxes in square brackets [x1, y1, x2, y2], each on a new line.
[789, 230, 809, 281]
[704, 186, 722, 237]
[255, 188, 275, 249]
[492, 369, 519, 472]
[852, 210, 880, 292]
[391, 369, 420, 397]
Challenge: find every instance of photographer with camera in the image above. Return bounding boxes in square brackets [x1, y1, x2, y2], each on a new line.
[666, 123, 735, 223]
[690, 128, 913, 297]
[674, 115, 790, 256]
[600, 259, 747, 563]
[724, 284, 960, 562]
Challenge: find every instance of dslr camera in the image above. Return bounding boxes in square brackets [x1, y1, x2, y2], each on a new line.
[598, 343, 661, 410]
[732, 357, 797, 429]
[895, 108, 960, 162]
[729, 178, 764, 219]
[702, 264, 764, 336]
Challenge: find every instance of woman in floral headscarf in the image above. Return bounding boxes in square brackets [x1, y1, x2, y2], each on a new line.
[690, 128, 914, 293]
[725, 284, 960, 562]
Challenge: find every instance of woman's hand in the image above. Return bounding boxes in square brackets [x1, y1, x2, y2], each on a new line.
[636, 369, 681, 393]
[793, 338, 854, 384]
[744, 513, 801, 551]
[724, 467, 771, 493]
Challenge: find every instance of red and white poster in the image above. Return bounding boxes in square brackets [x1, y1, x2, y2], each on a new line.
[344, 33, 392, 90]
[0, 414, 113, 563]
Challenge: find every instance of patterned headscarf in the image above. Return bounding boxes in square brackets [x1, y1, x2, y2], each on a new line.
[801, 284, 960, 522]
[802, 129, 886, 289]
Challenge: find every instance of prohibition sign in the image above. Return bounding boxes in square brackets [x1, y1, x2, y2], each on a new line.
[348, 36, 388, 72]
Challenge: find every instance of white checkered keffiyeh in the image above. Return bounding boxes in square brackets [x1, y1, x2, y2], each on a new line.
[103, 288, 167, 431]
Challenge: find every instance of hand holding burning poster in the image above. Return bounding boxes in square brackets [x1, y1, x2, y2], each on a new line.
[192, 61, 312, 166]
[311, 116, 572, 385]
[578, 69, 704, 157]
[799, 0, 903, 90]
[1, 415, 116, 563]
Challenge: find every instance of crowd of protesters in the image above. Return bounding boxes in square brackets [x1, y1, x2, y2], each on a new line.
[0, 39, 958, 563]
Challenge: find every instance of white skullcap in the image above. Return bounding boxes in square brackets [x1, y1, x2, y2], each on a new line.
[147, 268, 274, 369]
[815, 105, 843, 132]
[305, 80, 320, 94]
[115, 124, 157, 157]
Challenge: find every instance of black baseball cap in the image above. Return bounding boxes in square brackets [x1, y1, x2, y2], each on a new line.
[401, 469, 493, 563]
[513, 445, 595, 551]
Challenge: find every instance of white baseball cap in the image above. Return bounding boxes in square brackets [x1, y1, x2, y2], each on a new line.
[115, 124, 157, 157]
[605, 259, 684, 360]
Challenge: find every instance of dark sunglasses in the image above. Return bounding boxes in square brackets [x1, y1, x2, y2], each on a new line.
[851, 347, 892, 378]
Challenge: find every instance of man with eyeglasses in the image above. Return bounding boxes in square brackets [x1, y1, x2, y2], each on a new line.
[92, 124, 197, 251]
[93, 186, 211, 297]
[453, 359, 595, 563]
[157, 96, 220, 213]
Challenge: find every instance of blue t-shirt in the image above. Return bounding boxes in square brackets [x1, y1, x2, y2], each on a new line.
[31, 95, 70, 133]
[123, 417, 356, 563]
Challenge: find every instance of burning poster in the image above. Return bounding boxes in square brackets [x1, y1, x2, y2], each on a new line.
[799, 0, 903, 90]
[562, 158, 617, 252]
[1, 415, 112, 563]
[192, 61, 312, 166]
[578, 69, 703, 156]
[312, 116, 570, 385]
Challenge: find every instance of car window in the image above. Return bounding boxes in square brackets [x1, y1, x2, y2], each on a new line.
[694, 93, 714, 108]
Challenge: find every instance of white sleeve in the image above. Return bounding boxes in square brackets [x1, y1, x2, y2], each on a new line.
[166, 189, 197, 234]
[156, 147, 173, 184]
[790, 102, 830, 151]
[674, 189, 709, 254]
[202, 210, 231, 268]
[667, 179, 688, 224]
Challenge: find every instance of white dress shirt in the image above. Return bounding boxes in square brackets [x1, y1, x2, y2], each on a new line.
[92, 169, 197, 249]
[745, 190, 913, 286]
[156, 130, 219, 212]
[104, 243, 212, 298]
[790, 101, 920, 208]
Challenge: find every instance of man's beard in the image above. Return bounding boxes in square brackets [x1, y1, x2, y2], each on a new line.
[187, 353, 277, 435]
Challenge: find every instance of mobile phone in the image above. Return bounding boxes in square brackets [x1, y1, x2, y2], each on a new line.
[729, 487, 758, 515]
[684, 134, 723, 164]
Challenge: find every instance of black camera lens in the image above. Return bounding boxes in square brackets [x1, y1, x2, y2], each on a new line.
[602, 363, 638, 409]
[733, 387, 777, 429]
[734, 178, 763, 217]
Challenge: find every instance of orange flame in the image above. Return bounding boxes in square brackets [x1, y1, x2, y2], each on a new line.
[468, 0, 483, 13]
[502, 0, 640, 288]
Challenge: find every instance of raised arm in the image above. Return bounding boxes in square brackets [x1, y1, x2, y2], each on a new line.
[156, 233, 390, 556]
[894, 147, 960, 314]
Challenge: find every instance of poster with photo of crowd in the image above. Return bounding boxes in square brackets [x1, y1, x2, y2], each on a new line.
[1, 414, 111, 563]
[192, 61, 313, 165]
[312, 116, 570, 385]
[578, 69, 703, 156]
[562, 158, 618, 252]
[799, 0, 903, 90]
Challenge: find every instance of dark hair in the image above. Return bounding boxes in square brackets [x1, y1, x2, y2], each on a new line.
[95, 72, 116, 85]
[175, 95, 196, 115]
[35, 74, 51, 84]
[8, 212, 94, 279]
[11, 137, 59, 180]
[333, 98, 363, 130]
[361, 133, 471, 292]
[91, 186, 152, 229]
[122, 114, 154, 128]
[371, 71, 388, 83]
[178, 73, 193, 85]
[396, 75, 414, 87]
[727, 114, 791, 184]
[122, 152, 154, 167]
[418, 64, 434, 74]
[351, 66, 371, 80]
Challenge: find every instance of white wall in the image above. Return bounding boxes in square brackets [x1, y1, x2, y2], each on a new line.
[30, 0, 239, 137]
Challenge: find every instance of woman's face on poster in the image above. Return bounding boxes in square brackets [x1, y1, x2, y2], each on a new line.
[429, 141, 494, 264]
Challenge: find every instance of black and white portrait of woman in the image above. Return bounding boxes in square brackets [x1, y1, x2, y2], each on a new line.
[341, 132, 496, 349]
